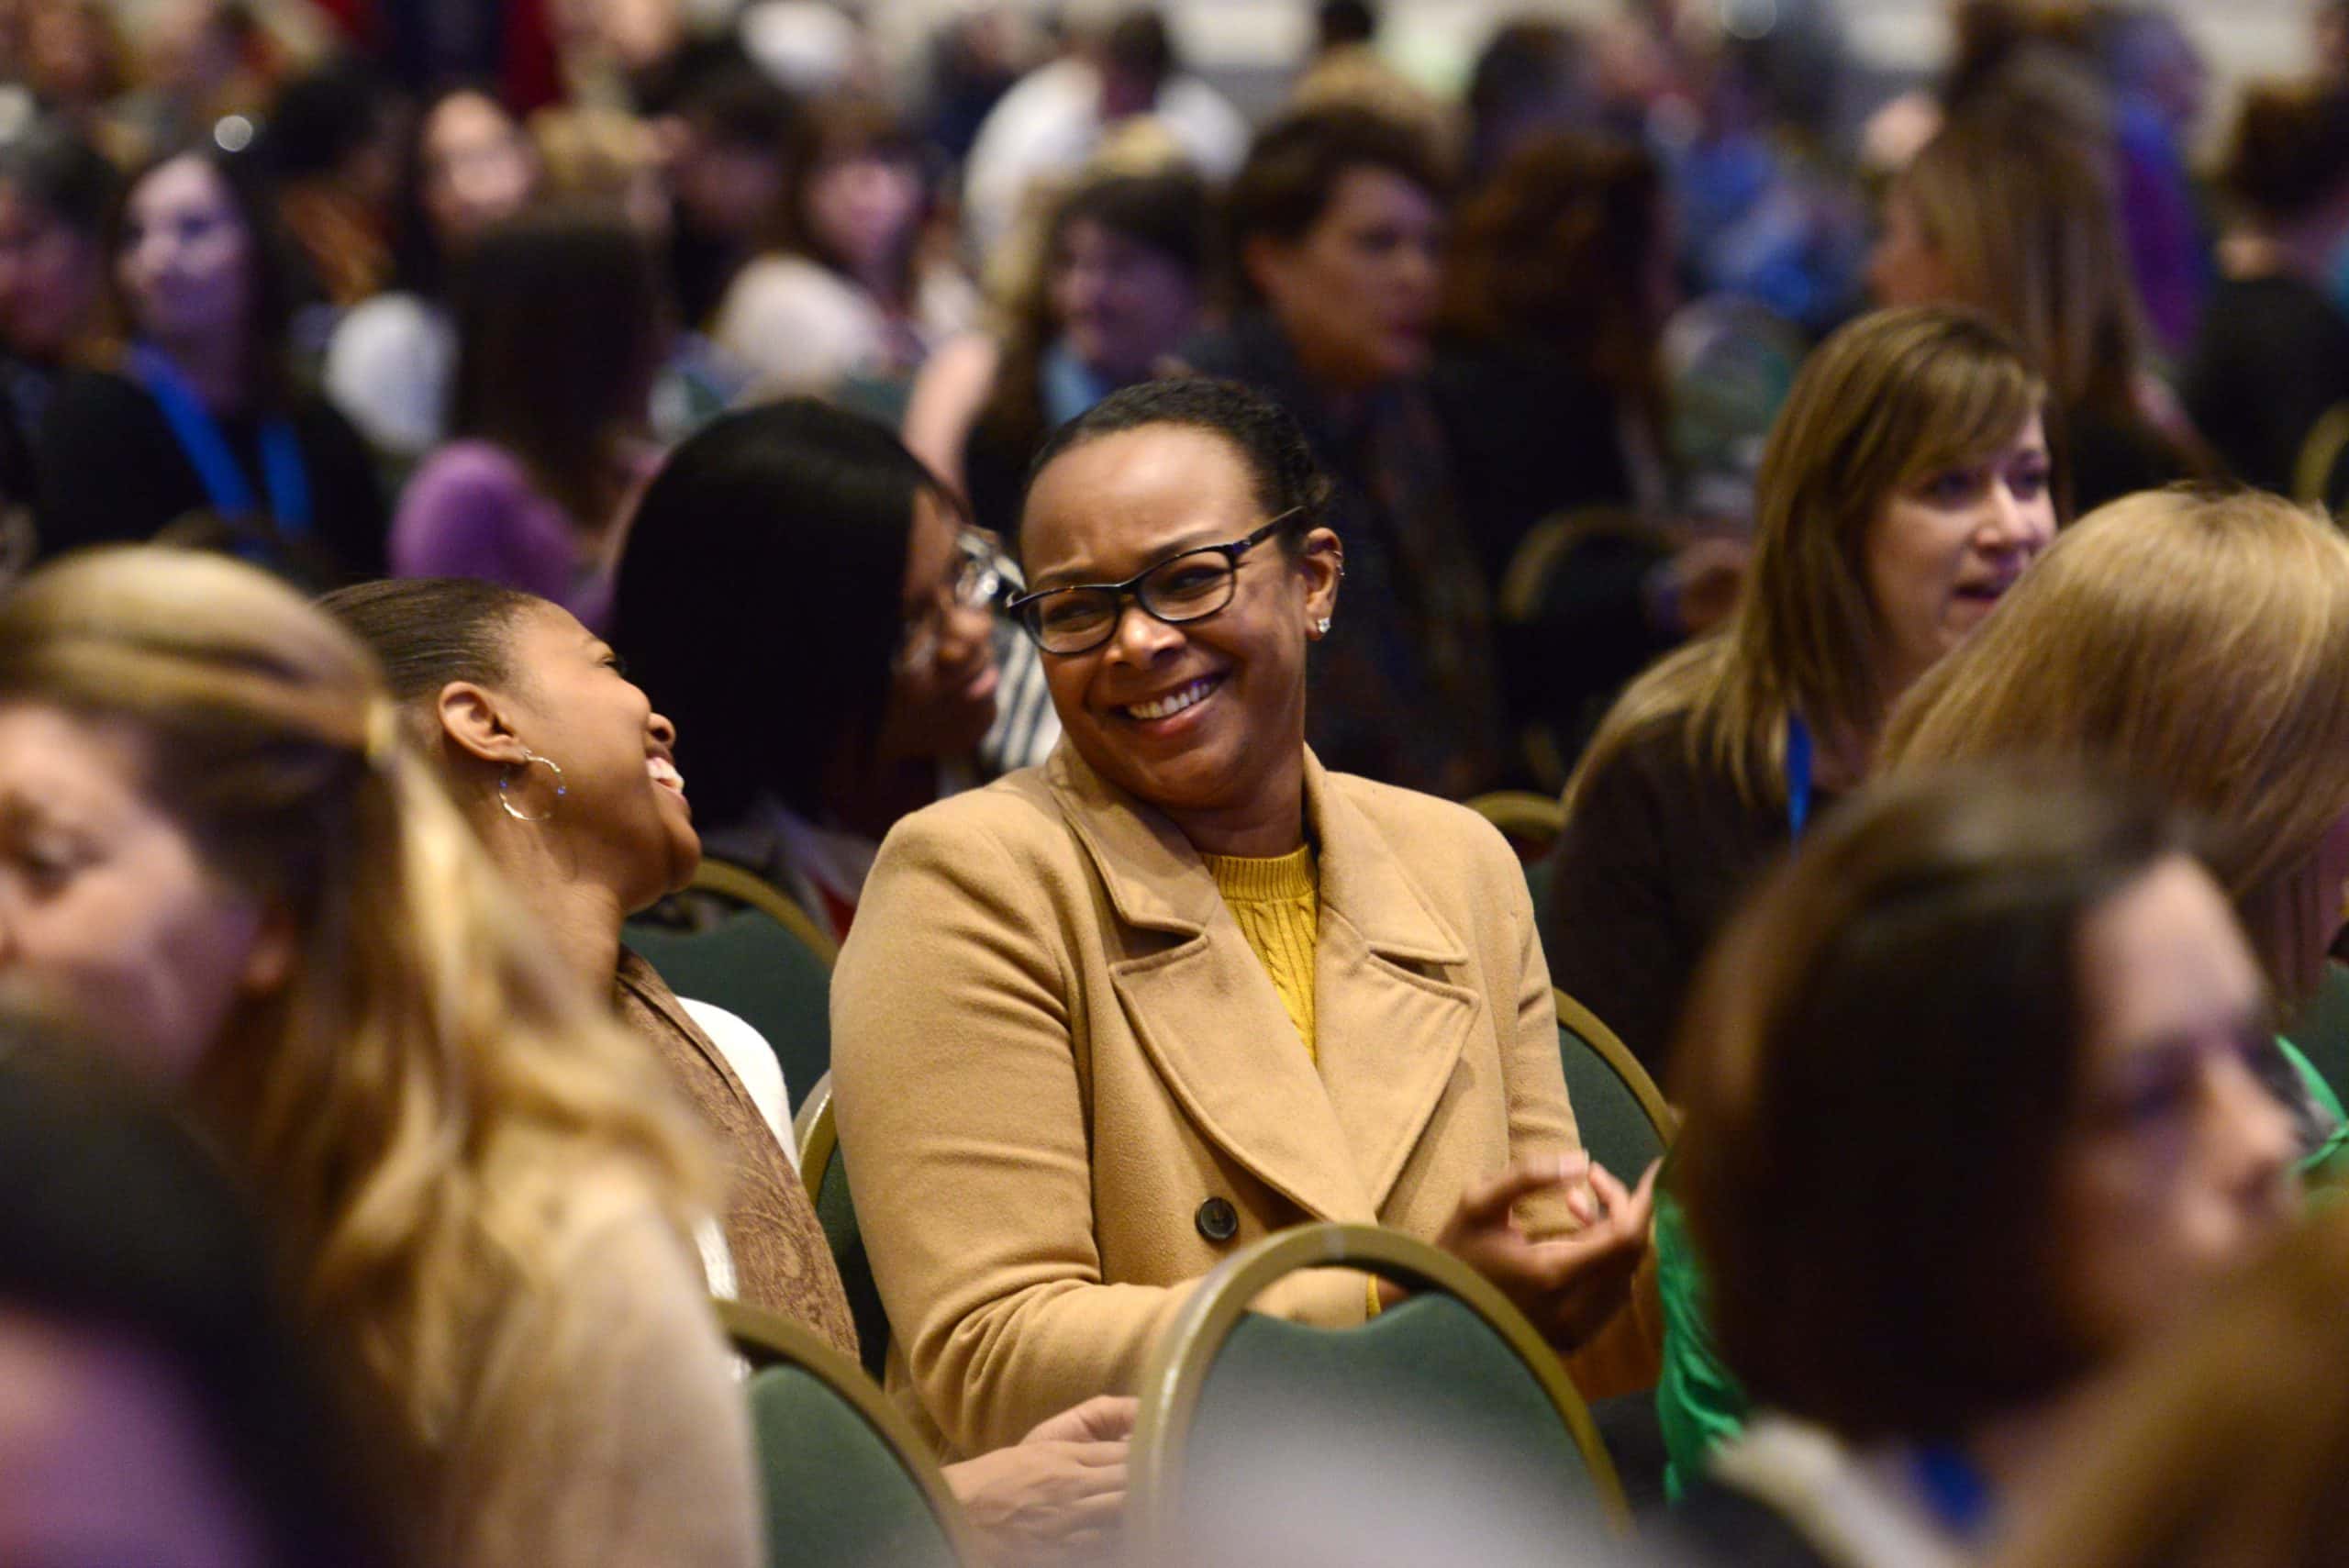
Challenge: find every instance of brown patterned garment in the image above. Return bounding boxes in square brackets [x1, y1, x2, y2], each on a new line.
[613, 951, 858, 1357]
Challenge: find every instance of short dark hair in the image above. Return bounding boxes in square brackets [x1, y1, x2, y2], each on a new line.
[317, 576, 540, 706]
[0, 1038, 392, 1567]
[2223, 82, 2349, 224]
[0, 117, 121, 240]
[1219, 106, 1449, 309]
[1675, 768, 2205, 1444]
[613, 398, 945, 826]
[1023, 377, 1333, 557]
[1317, 0, 1378, 49]
[263, 55, 395, 182]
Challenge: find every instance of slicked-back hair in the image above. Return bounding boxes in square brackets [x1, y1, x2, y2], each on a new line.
[1023, 376, 1333, 561]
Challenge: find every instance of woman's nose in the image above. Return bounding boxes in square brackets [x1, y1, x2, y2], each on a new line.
[1106, 596, 1180, 663]
[648, 710, 677, 748]
[2206, 1053, 2299, 1203]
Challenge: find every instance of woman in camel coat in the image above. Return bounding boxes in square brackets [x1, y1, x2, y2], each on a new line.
[831, 379, 1653, 1458]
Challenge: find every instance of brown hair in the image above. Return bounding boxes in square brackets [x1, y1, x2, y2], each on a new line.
[769, 92, 926, 297]
[1879, 488, 2349, 1004]
[1563, 306, 2046, 817]
[0, 548, 707, 1485]
[1896, 114, 2144, 418]
[1219, 106, 1451, 312]
[449, 203, 663, 538]
[1439, 131, 1665, 439]
[1675, 767, 2193, 1443]
[1989, 1205, 2349, 1568]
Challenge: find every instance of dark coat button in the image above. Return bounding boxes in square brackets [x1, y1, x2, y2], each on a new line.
[1195, 1196, 1240, 1242]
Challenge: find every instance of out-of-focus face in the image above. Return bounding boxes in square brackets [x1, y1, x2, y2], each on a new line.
[1867, 183, 1958, 307]
[487, 604, 699, 915]
[1863, 412, 2056, 699]
[0, 1310, 271, 1568]
[674, 134, 783, 240]
[879, 490, 1000, 764]
[803, 149, 922, 278]
[1019, 425, 1340, 842]
[0, 179, 104, 360]
[117, 154, 252, 349]
[1051, 217, 1199, 384]
[1246, 165, 1442, 390]
[419, 91, 539, 250]
[25, 0, 112, 103]
[2054, 854, 2300, 1355]
[0, 702, 278, 1084]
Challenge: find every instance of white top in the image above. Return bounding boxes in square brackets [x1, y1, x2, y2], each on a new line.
[960, 56, 1250, 257]
[676, 995, 794, 1162]
[710, 253, 977, 400]
[324, 292, 457, 461]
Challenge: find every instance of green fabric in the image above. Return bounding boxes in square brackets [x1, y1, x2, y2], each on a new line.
[1181, 1294, 1609, 1530]
[1557, 1022, 1667, 1184]
[817, 1149, 891, 1382]
[1653, 1177, 1738, 1504]
[2280, 1035, 2349, 1189]
[621, 911, 832, 1114]
[1652, 1034, 2349, 1502]
[741, 1363, 959, 1568]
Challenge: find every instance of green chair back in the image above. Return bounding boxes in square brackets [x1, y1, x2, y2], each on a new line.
[717, 1299, 972, 1568]
[1131, 1224, 1630, 1562]
[794, 1073, 891, 1382]
[1553, 987, 1676, 1183]
[622, 908, 833, 1116]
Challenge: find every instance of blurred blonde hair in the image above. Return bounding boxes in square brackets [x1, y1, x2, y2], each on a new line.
[1880, 488, 2349, 1002]
[0, 548, 707, 1460]
[1564, 305, 2044, 816]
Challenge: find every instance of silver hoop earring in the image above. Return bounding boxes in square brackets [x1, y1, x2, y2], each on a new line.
[498, 750, 566, 823]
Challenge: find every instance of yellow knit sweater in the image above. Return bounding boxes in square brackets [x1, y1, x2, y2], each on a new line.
[1202, 843, 1319, 1059]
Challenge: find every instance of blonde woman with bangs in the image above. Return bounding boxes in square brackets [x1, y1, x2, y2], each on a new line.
[0, 547, 758, 1568]
[1868, 112, 2204, 510]
[1547, 305, 2055, 1077]
[1880, 487, 2349, 1176]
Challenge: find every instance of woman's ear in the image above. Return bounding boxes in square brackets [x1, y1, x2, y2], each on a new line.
[1300, 528, 1342, 632]
[436, 681, 529, 769]
[1241, 233, 1297, 311]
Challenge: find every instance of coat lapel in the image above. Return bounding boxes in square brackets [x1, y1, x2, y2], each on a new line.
[1046, 746, 1482, 1222]
[1307, 753, 1482, 1211]
[1048, 746, 1372, 1225]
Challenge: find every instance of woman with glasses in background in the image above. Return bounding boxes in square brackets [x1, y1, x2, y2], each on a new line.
[610, 397, 1052, 944]
[830, 378, 1655, 1460]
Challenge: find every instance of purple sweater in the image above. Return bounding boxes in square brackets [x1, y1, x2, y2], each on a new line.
[392, 440, 613, 630]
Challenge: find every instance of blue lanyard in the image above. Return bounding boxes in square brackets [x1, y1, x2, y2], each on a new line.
[129, 345, 309, 536]
[1785, 714, 1813, 838]
[1909, 1445, 1994, 1537]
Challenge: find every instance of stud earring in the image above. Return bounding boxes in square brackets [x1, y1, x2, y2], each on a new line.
[498, 749, 567, 823]
[1315, 617, 1333, 636]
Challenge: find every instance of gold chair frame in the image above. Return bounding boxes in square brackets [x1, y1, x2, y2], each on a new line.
[1553, 987, 1678, 1145]
[692, 856, 842, 968]
[714, 1296, 979, 1566]
[1129, 1222, 1633, 1561]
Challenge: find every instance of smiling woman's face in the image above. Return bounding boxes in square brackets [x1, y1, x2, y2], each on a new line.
[1019, 424, 1339, 847]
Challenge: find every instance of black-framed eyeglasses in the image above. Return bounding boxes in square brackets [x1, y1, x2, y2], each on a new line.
[1007, 511, 1297, 655]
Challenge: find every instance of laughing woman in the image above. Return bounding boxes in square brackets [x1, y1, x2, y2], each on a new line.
[831, 377, 1654, 1460]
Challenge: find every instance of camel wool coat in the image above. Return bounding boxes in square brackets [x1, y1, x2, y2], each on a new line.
[829, 742, 1587, 1456]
